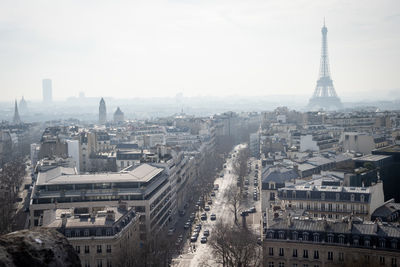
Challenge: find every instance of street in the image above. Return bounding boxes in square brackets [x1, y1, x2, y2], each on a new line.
[171, 145, 261, 267]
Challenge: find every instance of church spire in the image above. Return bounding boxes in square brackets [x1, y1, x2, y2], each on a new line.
[13, 99, 21, 124]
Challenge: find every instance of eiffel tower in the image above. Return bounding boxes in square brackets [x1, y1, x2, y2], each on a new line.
[308, 20, 342, 110]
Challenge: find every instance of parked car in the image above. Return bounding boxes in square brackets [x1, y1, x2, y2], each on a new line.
[191, 235, 198, 242]
[211, 192, 216, 197]
[210, 213, 216, 220]
[203, 229, 210, 236]
[207, 199, 212, 205]
[204, 205, 210, 211]
[201, 236, 208, 243]
[201, 213, 207, 221]
[249, 206, 256, 213]
[184, 222, 190, 229]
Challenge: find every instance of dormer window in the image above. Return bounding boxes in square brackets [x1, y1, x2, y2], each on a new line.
[303, 232, 309, 241]
[338, 235, 345, 244]
[292, 231, 298, 240]
[84, 229, 89, 237]
[327, 234, 334, 243]
[353, 236, 359, 246]
[307, 191, 311, 199]
[380, 239, 386, 248]
[351, 194, 355, 202]
[292, 191, 296, 198]
[279, 231, 285, 239]
[321, 193, 325, 201]
[391, 239, 397, 249]
[336, 193, 340, 201]
[360, 195, 365, 202]
[313, 233, 320, 242]
[364, 238, 370, 247]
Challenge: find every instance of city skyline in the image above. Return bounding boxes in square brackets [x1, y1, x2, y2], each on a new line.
[0, 0, 399, 102]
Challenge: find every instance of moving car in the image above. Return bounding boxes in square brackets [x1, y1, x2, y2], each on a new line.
[211, 192, 216, 197]
[201, 213, 207, 221]
[201, 236, 208, 243]
[207, 199, 212, 205]
[249, 206, 256, 213]
[191, 235, 198, 242]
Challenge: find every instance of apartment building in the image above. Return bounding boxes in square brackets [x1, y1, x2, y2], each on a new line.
[264, 214, 400, 267]
[30, 163, 172, 240]
[43, 205, 139, 267]
[277, 180, 384, 220]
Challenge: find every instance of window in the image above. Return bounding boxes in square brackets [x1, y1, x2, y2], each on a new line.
[84, 229, 89, 237]
[292, 232, 298, 240]
[97, 259, 103, 267]
[303, 250, 308, 258]
[85, 245, 90, 254]
[75, 246, 80, 254]
[279, 263, 284, 267]
[303, 265, 308, 267]
[380, 256, 385, 265]
[392, 240, 397, 249]
[380, 239, 386, 248]
[313, 233, 319, 242]
[339, 252, 344, 261]
[269, 247, 274, 256]
[307, 191, 311, 199]
[97, 245, 102, 253]
[314, 250, 319, 259]
[279, 248, 284, 256]
[353, 236, 359, 246]
[321, 193, 325, 200]
[365, 255, 370, 263]
[106, 244, 112, 253]
[338, 235, 344, 244]
[328, 203, 332, 211]
[74, 230, 80, 237]
[351, 194, 355, 202]
[293, 249, 298, 257]
[303, 232, 309, 241]
[292, 264, 297, 267]
[392, 258, 397, 267]
[328, 251, 333, 260]
[321, 203, 325, 211]
[107, 260, 112, 267]
[106, 229, 111, 236]
[360, 194, 365, 202]
[365, 239, 370, 247]
[279, 231, 285, 239]
[65, 230, 71, 237]
[268, 262, 274, 267]
[306, 203, 310, 210]
[84, 260, 90, 267]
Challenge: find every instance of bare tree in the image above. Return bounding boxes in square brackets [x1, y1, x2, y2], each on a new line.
[232, 147, 249, 190]
[224, 184, 242, 224]
[0, 158, 26, 234]
[208, 221, 262, 267]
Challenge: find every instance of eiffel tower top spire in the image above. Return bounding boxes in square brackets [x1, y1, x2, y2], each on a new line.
[13, 99, 21, 124]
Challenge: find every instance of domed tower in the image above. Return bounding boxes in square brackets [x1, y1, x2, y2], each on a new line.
[113, 107, 124, 123]
[99, 98, 107, 124]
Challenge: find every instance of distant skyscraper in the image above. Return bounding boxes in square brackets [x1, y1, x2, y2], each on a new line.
[42, 79, 53, 103]
[13, 100, 21, 124]
[113, 107, 124, 123]
[99, 98, 107, 124]
[308, 20, 342, 110]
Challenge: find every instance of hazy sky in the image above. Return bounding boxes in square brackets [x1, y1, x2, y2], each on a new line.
[0, 0, 399, 102]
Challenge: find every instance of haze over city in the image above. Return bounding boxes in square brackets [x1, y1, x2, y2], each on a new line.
[1, 0, 399, 102]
